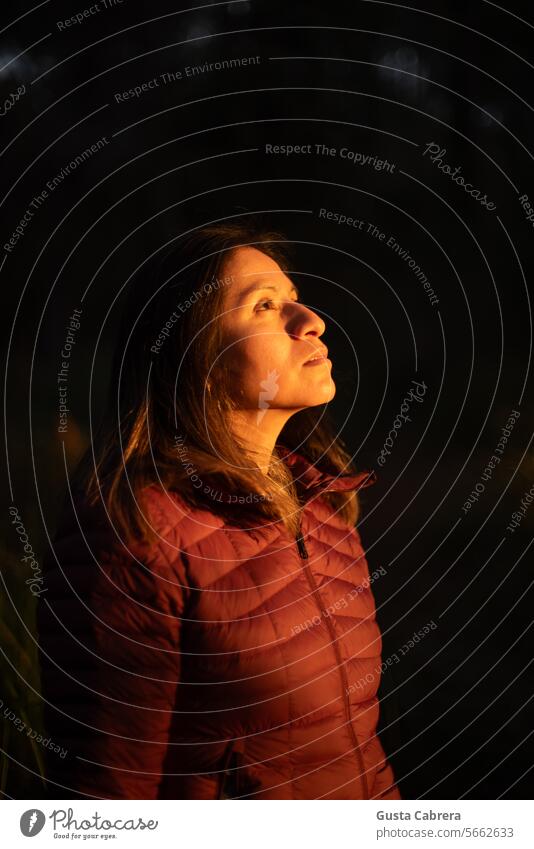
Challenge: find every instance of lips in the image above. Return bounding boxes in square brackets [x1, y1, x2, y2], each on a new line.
[303, 348, 330, 366]
[304, 346, 329, 364]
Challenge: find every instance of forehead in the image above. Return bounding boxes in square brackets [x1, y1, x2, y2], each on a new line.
[222, 246, 295, 304]
[224, 246, 283, 281]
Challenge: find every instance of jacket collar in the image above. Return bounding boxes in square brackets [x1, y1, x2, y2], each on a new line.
[275, 443, 377, 502]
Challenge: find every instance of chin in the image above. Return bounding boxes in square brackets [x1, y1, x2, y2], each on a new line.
[303, 379, 336, 406]
[325, 382, 336, 402]
[321, 375, 336, 401]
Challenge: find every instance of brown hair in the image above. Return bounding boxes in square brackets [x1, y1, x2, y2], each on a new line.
[75, 218, 361, 541]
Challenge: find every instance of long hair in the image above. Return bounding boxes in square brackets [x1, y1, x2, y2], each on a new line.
[75, 217, 361, 541]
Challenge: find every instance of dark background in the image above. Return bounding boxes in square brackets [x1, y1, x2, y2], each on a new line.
[1, 0, 533, 799]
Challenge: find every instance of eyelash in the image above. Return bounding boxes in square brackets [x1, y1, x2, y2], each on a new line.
[256, 299, 278, 311]
[255, 297, 299, 312]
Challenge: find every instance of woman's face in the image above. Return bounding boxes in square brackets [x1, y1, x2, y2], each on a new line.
[218, 246, 335, 414]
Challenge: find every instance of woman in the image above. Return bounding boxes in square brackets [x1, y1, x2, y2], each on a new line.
[38, 219, 401, 800]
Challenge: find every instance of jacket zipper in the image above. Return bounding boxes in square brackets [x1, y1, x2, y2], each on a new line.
[295, 522, 370, 800]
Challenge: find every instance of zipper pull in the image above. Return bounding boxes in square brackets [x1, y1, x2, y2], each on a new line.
[296, 525, 309, 559]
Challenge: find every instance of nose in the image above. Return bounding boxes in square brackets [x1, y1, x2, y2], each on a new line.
[287, 300, 326, 342]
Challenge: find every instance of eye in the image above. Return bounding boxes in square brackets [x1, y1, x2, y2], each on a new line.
[255, 298, 278, 312]
[254, 296, 300, 312]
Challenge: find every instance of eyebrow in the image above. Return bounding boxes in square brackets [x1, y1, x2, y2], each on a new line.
[236, 281, 300, 301]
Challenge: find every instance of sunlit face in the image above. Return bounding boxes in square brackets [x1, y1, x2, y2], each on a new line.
[217, 246, 335, 413]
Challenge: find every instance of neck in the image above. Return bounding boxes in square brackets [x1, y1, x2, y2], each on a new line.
[227, 408, 295, 474]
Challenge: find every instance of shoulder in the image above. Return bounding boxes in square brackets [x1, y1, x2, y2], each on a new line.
[140, 484, 226, 552]
[45, 485, 224, 598]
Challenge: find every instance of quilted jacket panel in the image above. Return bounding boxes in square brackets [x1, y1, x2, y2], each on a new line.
[37, 446, 401, 800]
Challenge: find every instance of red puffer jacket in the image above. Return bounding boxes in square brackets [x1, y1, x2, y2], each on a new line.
[38, 445, 401, 800]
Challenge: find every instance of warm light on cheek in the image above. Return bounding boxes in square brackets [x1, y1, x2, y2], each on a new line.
[217, 339, 254, 381]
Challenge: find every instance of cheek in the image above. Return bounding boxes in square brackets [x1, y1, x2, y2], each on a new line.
[225, 335, 294, 402]
[220, 339, 264, 397]
[229, 335, 286, 374]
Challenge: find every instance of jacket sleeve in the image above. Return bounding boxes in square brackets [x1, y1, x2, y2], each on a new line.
[37, 498, 188, 800]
